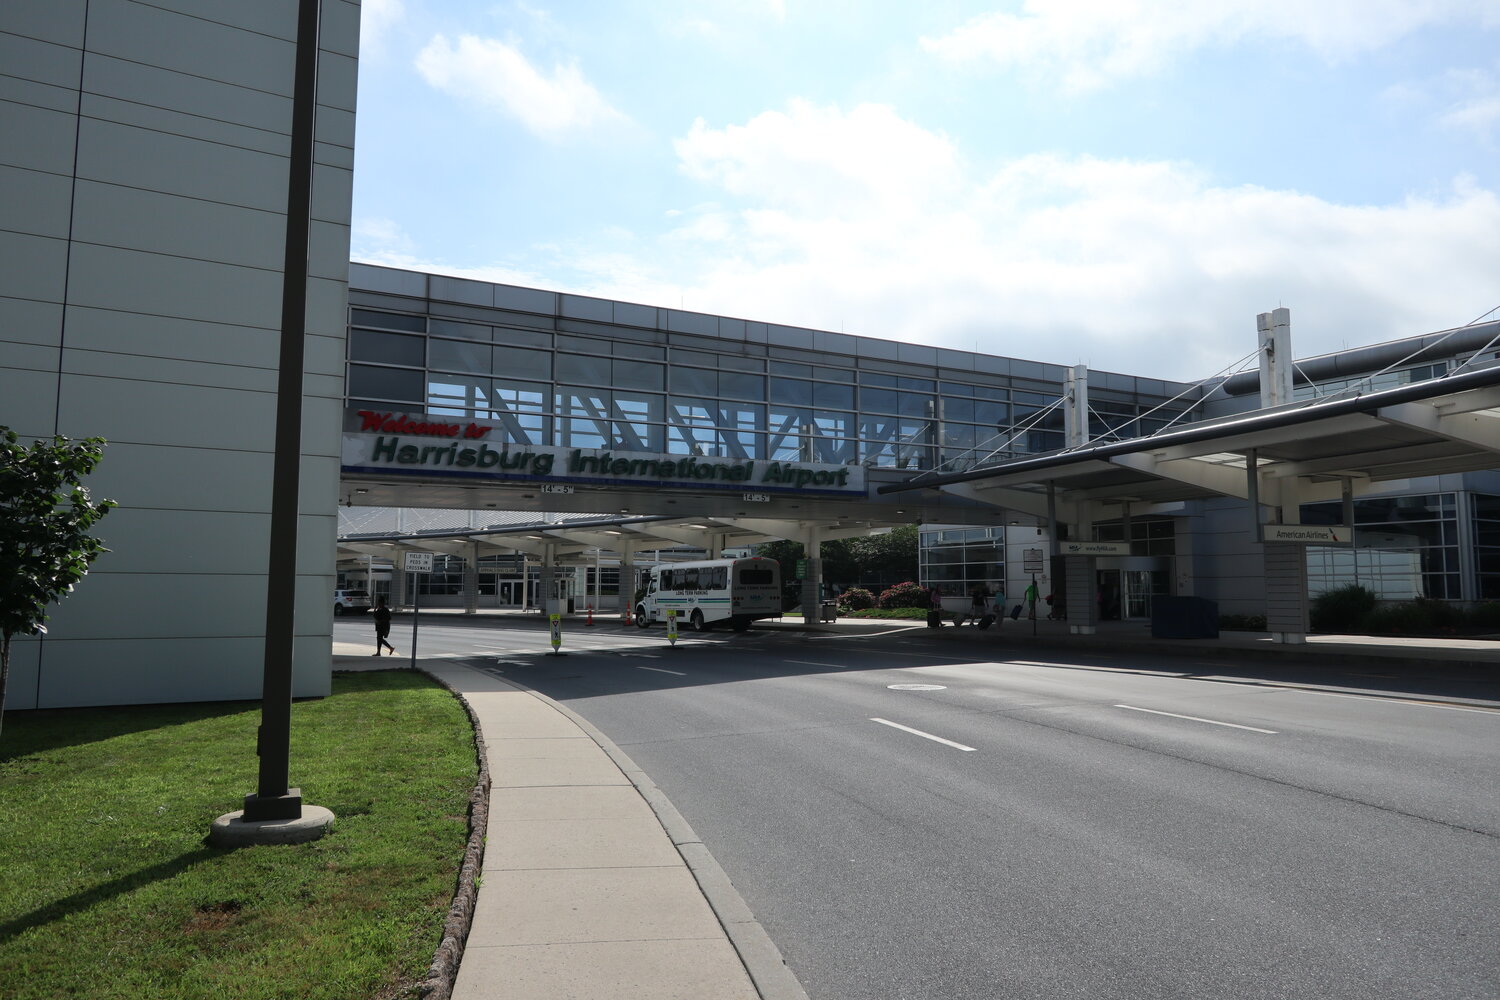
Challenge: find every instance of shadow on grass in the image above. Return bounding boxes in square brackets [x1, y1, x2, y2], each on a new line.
[0, 845, 222, 945]
[0, 701, 257, 763]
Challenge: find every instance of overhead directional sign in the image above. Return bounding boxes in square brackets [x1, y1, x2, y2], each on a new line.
[404, 551, 434, 573]
[1263, 524, 1351, 544]
[1060, 541, 1131, 556]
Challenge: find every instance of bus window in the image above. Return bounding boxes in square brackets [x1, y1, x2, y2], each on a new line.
[739, 568, 774, 585]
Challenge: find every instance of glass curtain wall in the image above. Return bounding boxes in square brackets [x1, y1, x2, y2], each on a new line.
[347, 307, 1185, 470]
[1302, 494, 1461, 599]
[1475, 494, 1500, 599]
[919, 526, 1006, 599]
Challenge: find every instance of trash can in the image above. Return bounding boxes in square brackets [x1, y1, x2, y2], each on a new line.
[821, 600, 839, 622]
[1150, 596, 1219, 638]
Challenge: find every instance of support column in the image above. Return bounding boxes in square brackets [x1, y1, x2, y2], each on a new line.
[1064, 365, 1089, 449]
[1046, 482, 1066, 621]
[1064, 555, 1098, 635]
[462, 542, 479, 615]
[1257, 307, 1293, 407]
[619, 545, 637, 620]
[801, 527, 823, 625]
[539, 544, 557, 616]
[392, 552, 408, 609]
[1264, 542, 1309, 643]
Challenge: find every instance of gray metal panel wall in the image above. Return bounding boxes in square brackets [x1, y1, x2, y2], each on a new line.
[0, 0, 357, 708]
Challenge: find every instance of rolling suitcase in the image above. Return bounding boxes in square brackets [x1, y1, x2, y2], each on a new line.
[977, 613, 995, 630]
[1010, 604, 1022, 620]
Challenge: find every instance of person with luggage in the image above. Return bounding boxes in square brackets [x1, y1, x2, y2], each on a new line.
[1024, 579, 1040, 620]
[966, 586, 997, 629]
[926, 586, 945, 628]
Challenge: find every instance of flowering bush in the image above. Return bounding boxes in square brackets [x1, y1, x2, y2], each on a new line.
[838, 587, 876, 611]
[878, 581, 930, 609]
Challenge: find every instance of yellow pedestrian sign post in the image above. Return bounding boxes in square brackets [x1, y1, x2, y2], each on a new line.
[665, 609, 678, 647]
[548, 613, 562, 655]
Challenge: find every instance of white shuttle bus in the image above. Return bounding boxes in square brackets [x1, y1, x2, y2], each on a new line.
[635, 557, 782, 632]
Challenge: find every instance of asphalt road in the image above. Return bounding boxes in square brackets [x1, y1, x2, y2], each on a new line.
[337, 617, 1500, 1000]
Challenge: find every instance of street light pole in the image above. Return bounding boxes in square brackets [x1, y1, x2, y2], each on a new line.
[242, 0, 321, 824]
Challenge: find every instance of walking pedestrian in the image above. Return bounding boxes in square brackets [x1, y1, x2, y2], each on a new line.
[373, 595, 396, 655]
[1024, 579, 1040, 620]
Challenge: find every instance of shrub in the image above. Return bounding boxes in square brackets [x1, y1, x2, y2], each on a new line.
[1365, 598, 1462, 635]
[1466, 601, 1500, 629]
[839, 587, 876, 611]
[1310, 584, 1377, 632]
[878, 581, 930, 610]
[846, 607, 928, 620]
[1218, 614, 1266, 632]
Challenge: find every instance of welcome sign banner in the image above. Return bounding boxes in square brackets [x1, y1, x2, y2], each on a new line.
[342, 409, 865, 495]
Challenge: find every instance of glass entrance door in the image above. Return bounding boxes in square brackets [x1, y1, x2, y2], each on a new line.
[1124, 569, 1170, 619]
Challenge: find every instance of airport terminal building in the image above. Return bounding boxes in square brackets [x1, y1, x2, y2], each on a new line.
[3, 2, 1496, 710]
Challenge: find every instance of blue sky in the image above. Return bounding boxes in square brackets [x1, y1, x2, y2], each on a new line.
[350, 1, 1500, 381]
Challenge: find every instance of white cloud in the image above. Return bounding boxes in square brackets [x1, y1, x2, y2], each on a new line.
[352, 216, 414, 256]
[358, 0, 404, 57]
[414, 34, 625, 137]
[1438, 67, 1500, 137]
[921, 0, 1494, 92]
[643, 102, 1500, 380]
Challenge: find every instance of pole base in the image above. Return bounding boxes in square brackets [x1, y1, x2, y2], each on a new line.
[242, 788, 303, 822]
[210, 803, 334, 847]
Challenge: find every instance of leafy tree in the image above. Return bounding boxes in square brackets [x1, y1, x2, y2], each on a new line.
[754, 525, 919, 590]
[0, 430, 115, 735]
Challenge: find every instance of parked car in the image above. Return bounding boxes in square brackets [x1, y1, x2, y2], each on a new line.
[333, 589, 372, 615]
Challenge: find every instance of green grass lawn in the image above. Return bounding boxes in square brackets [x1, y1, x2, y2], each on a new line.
[0, 670, 477, 1000]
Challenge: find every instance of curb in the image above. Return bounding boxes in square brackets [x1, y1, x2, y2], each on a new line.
[967, 629, 1500, 677]
[414, 667, 492, 1000]
[497, 674, 812, 1000]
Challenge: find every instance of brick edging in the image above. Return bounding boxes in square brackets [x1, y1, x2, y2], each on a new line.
[416, 667, 492, 1000]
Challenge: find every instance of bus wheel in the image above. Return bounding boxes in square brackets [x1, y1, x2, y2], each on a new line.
[690, 609, 707, 632]
[635, 605, 650, 628]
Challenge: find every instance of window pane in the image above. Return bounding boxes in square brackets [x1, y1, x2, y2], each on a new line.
[612, 390, 664, 452]
[719, 371, 765, 399]
[350, 329, 425, 366]
[899, 392, 934, 418]
[860, 387, 899, 413]
[813, 381, 854, 409]
[613, 342, 665, 360]
[943, 398, 975, 422]
[350, 308, 425, 333]
[494, 327, 551, 349]
[613, 359, 664, 391]
[974, 400, 1009, 425]
[349, 364, 423, 402]
[489, 379, 548, 444]
[770, 377, 813, 405]
[498, 346, 551, 381]
[556, 353, 610, 383]
[429, 319, 491, 341]
[428, 375, 490, 412]
[669, 366, 716, 395]
[429, 338, 492, 373]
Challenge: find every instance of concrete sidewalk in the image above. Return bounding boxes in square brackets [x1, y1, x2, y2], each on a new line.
[334, 650, 805, 1000]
